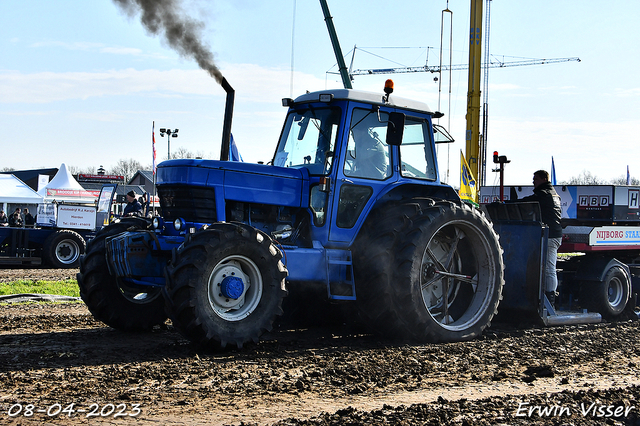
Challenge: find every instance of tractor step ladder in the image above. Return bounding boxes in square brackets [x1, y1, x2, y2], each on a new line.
[325, 249, 356, 301]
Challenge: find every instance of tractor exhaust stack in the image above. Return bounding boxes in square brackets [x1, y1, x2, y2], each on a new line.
[219, 78, 235, 161]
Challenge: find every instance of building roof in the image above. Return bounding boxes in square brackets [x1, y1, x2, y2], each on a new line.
[0, 168, 58, 191]
[129, 170, 154, 184]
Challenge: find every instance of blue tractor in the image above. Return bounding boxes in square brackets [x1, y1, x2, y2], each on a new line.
[77, 79, 504, 348]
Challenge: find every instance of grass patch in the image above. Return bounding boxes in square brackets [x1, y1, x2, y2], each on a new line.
[0, 279, 79, 298]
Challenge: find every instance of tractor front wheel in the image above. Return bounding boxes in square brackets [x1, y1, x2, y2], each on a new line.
[77, 219, 167, 330]
[164, 223, 288, 348]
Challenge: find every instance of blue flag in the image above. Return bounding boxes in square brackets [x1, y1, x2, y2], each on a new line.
[230, 134, 243, 162]
[551, 157, 557, 185]
[627, 165, 631, 185]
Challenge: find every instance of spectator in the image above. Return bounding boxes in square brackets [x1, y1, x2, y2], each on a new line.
[0, 210, 8, 226]
[9, 208, 23, 227]
[24, 208, 35, 227]
[123, 191, 142, 217]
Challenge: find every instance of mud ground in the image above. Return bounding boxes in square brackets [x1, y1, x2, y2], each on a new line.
[1, 268, 639, 425]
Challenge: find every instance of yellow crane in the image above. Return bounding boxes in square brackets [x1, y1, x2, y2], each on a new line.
[466, 0, 483, 200]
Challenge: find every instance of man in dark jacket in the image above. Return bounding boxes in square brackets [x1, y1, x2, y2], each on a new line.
[520, 170, 562, 305]
[123, 191, 142, 217]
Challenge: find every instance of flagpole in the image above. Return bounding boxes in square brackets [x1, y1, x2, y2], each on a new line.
[152, 121, 156, 217]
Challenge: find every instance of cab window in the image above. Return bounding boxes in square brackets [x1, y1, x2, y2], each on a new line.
[343, 108, 392, 180]
[399, 117, 437, 180]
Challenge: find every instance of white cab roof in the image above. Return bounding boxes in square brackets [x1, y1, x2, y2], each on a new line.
[293, 89, 433, 115]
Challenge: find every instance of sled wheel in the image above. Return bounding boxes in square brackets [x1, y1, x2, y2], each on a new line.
[77, 218, 166, 330]
[43, 229, 86, 268]
[583, 265, 631, 319]
[164, 222, 288, 348]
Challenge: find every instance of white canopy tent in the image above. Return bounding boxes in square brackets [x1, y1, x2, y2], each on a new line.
[37, 163, 98, 204]
[0, 174, 43, 214]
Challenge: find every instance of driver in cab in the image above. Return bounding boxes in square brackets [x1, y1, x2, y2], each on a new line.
[348, 125, 388, 180]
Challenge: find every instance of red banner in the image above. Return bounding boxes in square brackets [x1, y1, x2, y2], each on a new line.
[45, 188, 101, 198]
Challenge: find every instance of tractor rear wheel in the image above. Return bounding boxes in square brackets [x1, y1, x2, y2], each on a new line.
[77, 218, 167, 330]
[355, 200, 504, 343]
[353, 199, 435, 330]
[164, 223, 288, 348]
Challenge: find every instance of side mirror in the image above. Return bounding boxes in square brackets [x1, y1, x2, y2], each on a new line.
[297, 116, 310, 140]
[386, 112, 405, 146]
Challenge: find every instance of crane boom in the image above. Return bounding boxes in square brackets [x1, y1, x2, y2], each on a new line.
[349, 57, 580, 77]
[319, 0, 352, 89]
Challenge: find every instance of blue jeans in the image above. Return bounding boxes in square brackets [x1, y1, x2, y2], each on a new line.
[545, 237, 562, 292]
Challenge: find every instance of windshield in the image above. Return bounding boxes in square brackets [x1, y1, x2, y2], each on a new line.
[274, 106, 341, 175]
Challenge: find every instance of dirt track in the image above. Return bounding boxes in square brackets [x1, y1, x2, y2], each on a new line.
[1, 268, 639, 425]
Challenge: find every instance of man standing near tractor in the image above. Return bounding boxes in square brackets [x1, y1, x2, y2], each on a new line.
[519, 170, 563, 306]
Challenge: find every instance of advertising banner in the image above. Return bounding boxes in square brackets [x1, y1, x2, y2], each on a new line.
[36, 203, 56, 226]
[56, 205, 96, 230]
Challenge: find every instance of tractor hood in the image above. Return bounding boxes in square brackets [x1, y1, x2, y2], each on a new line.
[156, 159, 310, 208]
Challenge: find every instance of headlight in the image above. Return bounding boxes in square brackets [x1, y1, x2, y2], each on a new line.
[174, 218, 186, 231]
[152, 217, 161, 229]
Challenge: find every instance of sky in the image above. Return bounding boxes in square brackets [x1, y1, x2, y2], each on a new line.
[1, 0, 639, 187]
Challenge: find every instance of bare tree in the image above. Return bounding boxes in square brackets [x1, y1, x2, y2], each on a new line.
[1, 167, 15, 172]
[611, 175, 640, 185]
[167, 146, 208, 160]
[110, 158, 144, 183]
[561, 170, 606, 185]
[68, 165, 98, 176]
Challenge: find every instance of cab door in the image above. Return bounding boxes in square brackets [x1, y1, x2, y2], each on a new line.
[328, 105, 395, 243]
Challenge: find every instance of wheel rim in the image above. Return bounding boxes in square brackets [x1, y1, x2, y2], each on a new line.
[208, 255, 263, 321]
[420, 219, 497, 331]
[607, 276, 624, 309]
[56, 239, 81, 265]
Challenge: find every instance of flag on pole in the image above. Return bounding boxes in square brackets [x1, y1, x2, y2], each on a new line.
[551, 156, 557, 185]
[230, 134, 243, 162]
[627, 165, 631, 185]
[459, 150, 478, 205]
[152, 122, 157, 175]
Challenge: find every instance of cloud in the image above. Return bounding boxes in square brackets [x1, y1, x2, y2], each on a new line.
[100, 46, 144, 56]
[30, 40, 105, 51]
[614, 87, 640, 98]
[28, 40, 157, 58]
[0, 69, 216, 103]
[0, 64, 328, 105]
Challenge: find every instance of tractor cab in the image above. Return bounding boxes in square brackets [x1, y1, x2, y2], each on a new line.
[274, 82, 455, 244]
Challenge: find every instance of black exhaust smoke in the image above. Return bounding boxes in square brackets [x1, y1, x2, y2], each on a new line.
[112, 0, 235, 160]
[112, 0, 223, 83]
